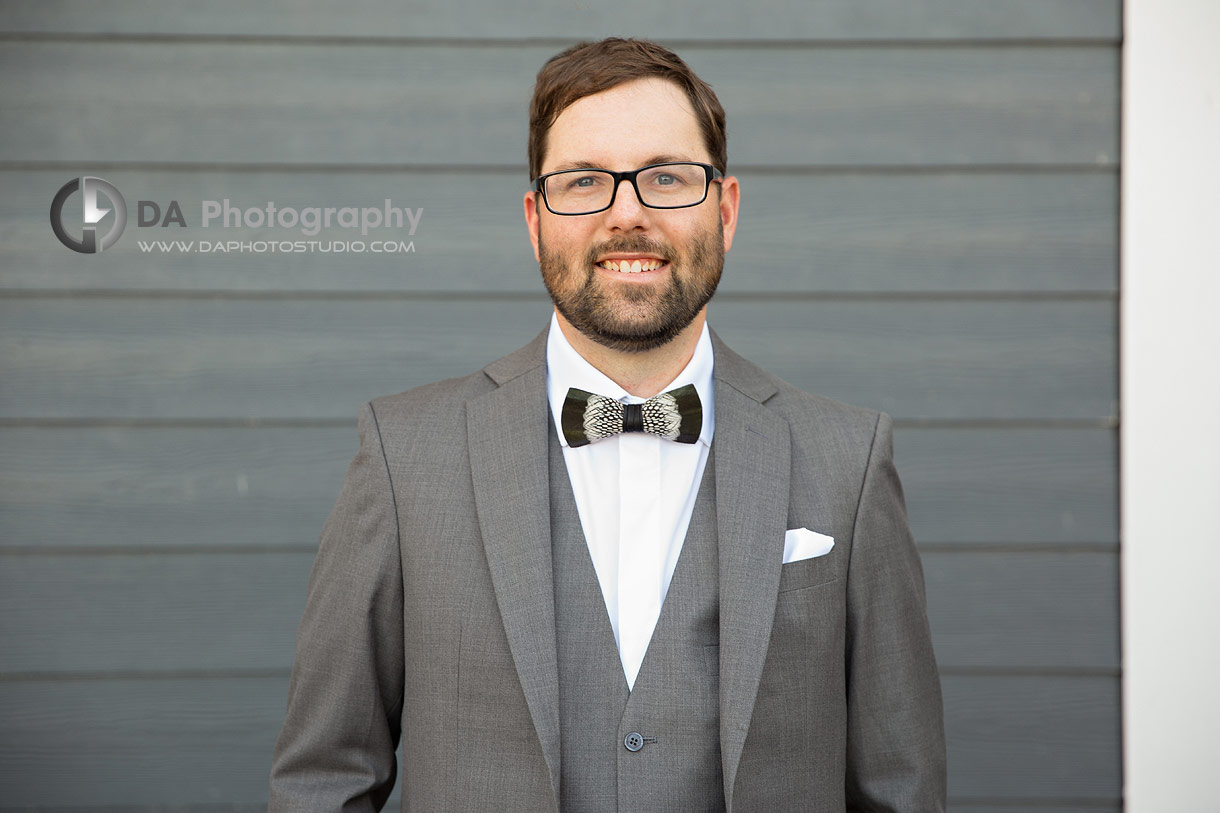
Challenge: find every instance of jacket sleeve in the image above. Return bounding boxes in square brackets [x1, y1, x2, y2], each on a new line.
[844, 412, 947, 811]
[270, 401, 405, 812]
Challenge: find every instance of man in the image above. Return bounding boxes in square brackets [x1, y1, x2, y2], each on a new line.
[271, 38, 945, 812]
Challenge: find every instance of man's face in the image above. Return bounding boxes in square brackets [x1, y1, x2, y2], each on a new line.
[524, 77, 740, 353]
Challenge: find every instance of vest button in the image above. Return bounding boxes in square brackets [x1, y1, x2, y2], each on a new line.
[623, 732, 645, 752]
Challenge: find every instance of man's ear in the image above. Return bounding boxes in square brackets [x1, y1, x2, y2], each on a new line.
[524, 191, 542, 263]
[718, 175, 741, 253]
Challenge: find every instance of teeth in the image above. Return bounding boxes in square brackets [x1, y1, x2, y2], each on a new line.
[599, 258, 664, 273]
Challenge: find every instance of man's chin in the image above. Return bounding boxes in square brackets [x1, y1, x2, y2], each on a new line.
[566, 310, 693, 354]
[541, 246, 719, 353]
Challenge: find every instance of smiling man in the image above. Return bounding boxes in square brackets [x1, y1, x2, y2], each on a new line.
[271, 38, 946, 812]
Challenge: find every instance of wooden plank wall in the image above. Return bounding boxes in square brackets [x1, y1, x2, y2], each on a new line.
[0, 1, 1121, 809]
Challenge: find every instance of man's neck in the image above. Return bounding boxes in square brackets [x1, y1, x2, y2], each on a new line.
[554, 308, 706, 398]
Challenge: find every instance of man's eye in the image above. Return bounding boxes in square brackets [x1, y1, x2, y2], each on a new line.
[648, 172, 691, 187]
[568, 175, 603, 189]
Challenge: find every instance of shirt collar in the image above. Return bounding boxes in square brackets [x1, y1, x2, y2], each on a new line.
[545, 311, 715, 449]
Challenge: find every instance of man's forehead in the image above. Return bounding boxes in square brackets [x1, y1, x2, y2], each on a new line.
[543, 77, 707, 171]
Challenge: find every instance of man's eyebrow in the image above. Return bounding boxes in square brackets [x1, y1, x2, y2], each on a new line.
[548, 160, 604, 172]
[546, 155, 698, 173]
[641, 154, 693, 166]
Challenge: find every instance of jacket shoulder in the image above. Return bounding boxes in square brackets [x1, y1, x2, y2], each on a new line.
[365, 367, 495, 430]
[362, 327, 547, 436]
[768, 376, 883, 443]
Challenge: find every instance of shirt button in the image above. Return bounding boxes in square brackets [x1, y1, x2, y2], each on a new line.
[624, 732, 645, 752]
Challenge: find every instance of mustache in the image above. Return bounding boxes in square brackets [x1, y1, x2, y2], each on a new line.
[583, 235, 673, 265]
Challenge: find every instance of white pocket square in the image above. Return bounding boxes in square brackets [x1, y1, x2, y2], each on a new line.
[783, 527, 835, 564]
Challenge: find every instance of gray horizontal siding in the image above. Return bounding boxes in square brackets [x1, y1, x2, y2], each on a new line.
[0, 0, 1122, 41]
[0, 42, 1118, 166]
[0, 677, 288, 807]
[0, 298, 1117, 420]
[898, 427, 1118, 545]
[0, 426, 1117, 551]
[0, 674, 1119, 806]
[0, 426, 351, 551]
[924, 551, 1118, 669]
[0, 168, 1119, 294]
[943, 675, 1120, 800]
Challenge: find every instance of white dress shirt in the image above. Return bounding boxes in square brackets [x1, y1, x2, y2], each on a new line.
[545, 313, 715, 690]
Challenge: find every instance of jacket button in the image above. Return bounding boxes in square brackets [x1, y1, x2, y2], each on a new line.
[624, 732, 645, 752]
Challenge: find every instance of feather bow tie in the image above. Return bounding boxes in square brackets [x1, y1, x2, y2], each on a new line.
[561, 384, 702, 448]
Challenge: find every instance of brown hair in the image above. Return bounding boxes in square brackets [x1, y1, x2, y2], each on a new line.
[527, 38, 727, 180]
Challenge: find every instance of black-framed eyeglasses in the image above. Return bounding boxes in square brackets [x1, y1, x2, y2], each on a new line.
[532, 162, 724, 216]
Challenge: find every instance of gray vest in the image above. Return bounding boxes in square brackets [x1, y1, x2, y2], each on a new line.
[550, 429, 725, 813]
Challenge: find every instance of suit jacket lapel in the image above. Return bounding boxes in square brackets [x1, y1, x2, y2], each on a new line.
[466, 329, 562, 804]
[711, 331, 791, 807]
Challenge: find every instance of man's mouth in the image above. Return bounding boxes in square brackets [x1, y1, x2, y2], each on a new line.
[595, 257, 667, 274]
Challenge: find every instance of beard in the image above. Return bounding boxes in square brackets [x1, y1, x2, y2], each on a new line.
[538, 220, 724, 353]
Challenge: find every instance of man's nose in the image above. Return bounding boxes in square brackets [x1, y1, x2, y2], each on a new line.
[602, 178, 650, 229]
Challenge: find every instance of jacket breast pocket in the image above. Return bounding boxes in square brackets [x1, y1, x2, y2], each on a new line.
[777, 553, 841, 593]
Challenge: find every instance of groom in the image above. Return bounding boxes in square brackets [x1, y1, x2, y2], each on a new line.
[271, 37, 946, 812]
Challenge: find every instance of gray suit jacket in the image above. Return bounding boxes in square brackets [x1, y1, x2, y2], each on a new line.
[270, 326, 946, 812]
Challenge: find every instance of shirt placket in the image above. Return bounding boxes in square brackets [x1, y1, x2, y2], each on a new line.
[616, 430, 663, 690]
